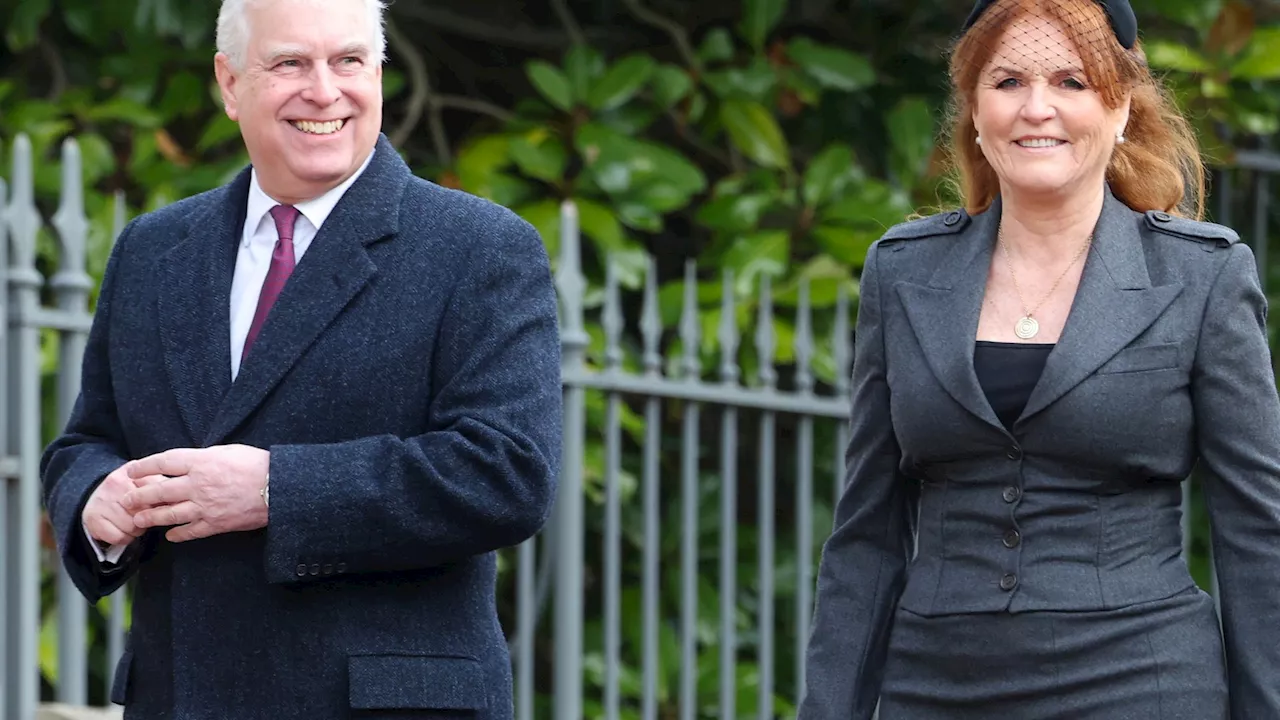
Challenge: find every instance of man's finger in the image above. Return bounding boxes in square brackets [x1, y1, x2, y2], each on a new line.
[126, 449, 199, 480]
[134, 500, 202, 529]
[122, 475, 193, 511]
[86, 518, 130, 546]
[131, 474, 174, 489]
[166, 520, 214, 543]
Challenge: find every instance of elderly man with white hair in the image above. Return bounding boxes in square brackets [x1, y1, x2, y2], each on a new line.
[40, 0, 563, 716]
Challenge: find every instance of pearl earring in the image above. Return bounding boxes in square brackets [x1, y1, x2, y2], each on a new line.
[1116, 132, 1126, 144]
[976, 136, 983, 145]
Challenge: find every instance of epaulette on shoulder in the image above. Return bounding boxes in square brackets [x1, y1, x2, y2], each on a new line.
[1143, 210, 1239, 247]
[879, 209, 971, 242]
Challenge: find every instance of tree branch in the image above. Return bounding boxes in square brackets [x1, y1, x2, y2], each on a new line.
[385, 19, 441, 158]
[392, 5, 623, 50]
[551, 0, 587, 48]
[434, 96, 516, 123]
[622, 0, 701, 72]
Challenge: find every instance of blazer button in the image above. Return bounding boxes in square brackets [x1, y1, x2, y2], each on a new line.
[1002, 486, 1022, 503]
[1000, 573, 1018, 591]
[295, 564, 308, 577]
[1005, 446, 1022, 461]
[322, 564, 333, 575]
[309, 564, 320, 576]
[336, 562, 347, 574]
[1002, 529, 1022, 548]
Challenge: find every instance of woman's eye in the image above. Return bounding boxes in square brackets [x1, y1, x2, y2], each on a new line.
[996, 77, 1020, 89]
[1062, 77, 1086, 90]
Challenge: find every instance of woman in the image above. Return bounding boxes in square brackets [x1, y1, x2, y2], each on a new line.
[799, 0, 1280, 717]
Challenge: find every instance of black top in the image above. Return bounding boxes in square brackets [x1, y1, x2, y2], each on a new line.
[974, 341, 1054, 429]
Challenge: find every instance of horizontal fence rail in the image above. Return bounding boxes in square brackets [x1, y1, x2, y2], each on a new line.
[4, 132, 1274, 718]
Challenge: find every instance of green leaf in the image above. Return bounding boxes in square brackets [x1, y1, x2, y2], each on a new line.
[5, 0, 51, 51]
[563, 44, 602, 102]
[158, 72, 206, 119]
[651, 64, 694, 109]
[527, 61, 574, 111]
[576, 122, 707, 199]
[802, 144, 855, 208]
[820, 178, 914, 230]
[1144, 40, 1212, 73]
[77, 133, 117, 185]
[740, 0, 787, 51]
[455, 134, 512, 190]
[887, 97, 935, 184]
[575, 197, 627, 251]
[722, 230, 789, 293]
[587, 55, 656, 111]
[85, 97, 163, 128]
[696, 192, 776, 233]
[698, 27, 736, 63]
[197, 114, 243, 152]
[787, 37, 875, 91]
[703, 57, 777, 101]
[810, 225, 880, 266]
[616, 202, 663, 233]
[1232, 28, 1280, 80]
[382, 68, 406, 99]
[508, 128, 567, 182]
[719, 100, 791, 169]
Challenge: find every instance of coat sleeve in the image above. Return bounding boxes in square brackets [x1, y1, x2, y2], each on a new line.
[40, 221, 148, 602]
[798, 242, 917, 719]
[1191, 241, 1280, 717]
[262, 211, 562, 584]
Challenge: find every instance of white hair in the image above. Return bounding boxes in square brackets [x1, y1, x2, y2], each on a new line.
[216, 0, 388, 70]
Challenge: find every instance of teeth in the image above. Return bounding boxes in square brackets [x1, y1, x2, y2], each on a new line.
[292, 119, 345, 135]
[1017, 138, 1064, 148]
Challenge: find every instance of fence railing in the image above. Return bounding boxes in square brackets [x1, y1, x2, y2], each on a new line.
[4, 131, 1276, 719]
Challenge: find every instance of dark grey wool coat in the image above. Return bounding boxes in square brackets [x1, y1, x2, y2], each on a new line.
[41, 134, 562, 719]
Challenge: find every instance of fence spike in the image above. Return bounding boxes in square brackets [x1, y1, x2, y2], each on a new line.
[555, 200, 588, 372]
[718, 269, 739, 385]
[640, 255, 663, 378]
[794, 277, 814, 395]
[679, 259, 700, 382]
[111, 190, 128, 250]
[756, 274, 776, 389]
[9, 134, 40, 273]
[833, 284, 851, 396]
[602, 256, 623, 372]
[51, 139, 92, 291]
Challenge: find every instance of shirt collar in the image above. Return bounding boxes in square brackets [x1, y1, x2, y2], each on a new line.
[243, 148, 376, 246]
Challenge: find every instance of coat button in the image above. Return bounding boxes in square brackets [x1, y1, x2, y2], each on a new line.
[943, 210, 963, 226]
[1152, 211, 1172, 222]
[309, 564, 320, 576]
[1002, 529, 1022, 548]
[1002, 486, 1021, 503]
[1005, 446, 1022, 461]
[336, 562, 347, 574]
[1000, 573, 1018, 591]
[296, 564, 308, 577]
[322, 564, 333, 575]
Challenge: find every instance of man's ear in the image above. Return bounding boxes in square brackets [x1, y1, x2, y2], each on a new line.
[214, 53, 241, 121]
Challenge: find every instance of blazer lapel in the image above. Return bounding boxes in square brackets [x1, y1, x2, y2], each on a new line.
[1017, 191, 1183, 426]
[156, 173, 247, 443]
[203, 135, 410, 445]
[896, 204, 1007, 433]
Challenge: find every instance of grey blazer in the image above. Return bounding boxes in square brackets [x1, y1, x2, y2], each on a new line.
[799, 189, 1280, 718]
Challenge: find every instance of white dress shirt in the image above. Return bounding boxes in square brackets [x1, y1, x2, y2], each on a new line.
[87, 152, 374, 564]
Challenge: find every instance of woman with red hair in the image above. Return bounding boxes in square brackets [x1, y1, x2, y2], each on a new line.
[799, 1, 1280, 717]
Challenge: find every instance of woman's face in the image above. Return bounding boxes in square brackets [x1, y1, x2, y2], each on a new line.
[971, 15, 1130, 199]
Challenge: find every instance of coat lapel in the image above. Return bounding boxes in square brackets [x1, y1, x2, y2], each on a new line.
[202, 135, 410, 445]
[1016, 191, 1183, 426]
[895, 203, 1007, 433]
[156, 173, 247, 443]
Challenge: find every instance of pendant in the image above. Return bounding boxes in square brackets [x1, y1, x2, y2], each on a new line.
[1015, 316, 1040, 340]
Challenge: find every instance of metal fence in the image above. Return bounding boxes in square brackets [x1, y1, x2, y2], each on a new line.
[3, 131, 1276, 719]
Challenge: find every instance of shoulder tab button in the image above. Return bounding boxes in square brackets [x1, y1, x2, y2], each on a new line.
[1152, 211, 1172, 222]
[943, 211, 963, 226]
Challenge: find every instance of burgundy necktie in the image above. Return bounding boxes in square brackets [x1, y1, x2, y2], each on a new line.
[241, 204, 299, 361]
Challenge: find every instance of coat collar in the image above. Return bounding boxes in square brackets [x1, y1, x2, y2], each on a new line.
[156, 134, 410, 445]
[895, 187, 1182, 435]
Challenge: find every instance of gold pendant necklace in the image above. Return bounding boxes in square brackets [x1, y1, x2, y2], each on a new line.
[999, 225, 1092, 340]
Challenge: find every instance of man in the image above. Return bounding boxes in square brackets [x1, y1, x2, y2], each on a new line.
[40, 0, 562, 716]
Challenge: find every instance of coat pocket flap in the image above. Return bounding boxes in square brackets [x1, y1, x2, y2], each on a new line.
[1097, 342, 1180, 375]
[348, 654, 488, 710]
[110, 647, 133, 706]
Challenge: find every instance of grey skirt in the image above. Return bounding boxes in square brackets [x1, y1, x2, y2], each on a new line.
[879, 587, 1228, 719]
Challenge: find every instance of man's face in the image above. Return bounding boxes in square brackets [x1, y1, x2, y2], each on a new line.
[214, 0, 383, 203]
